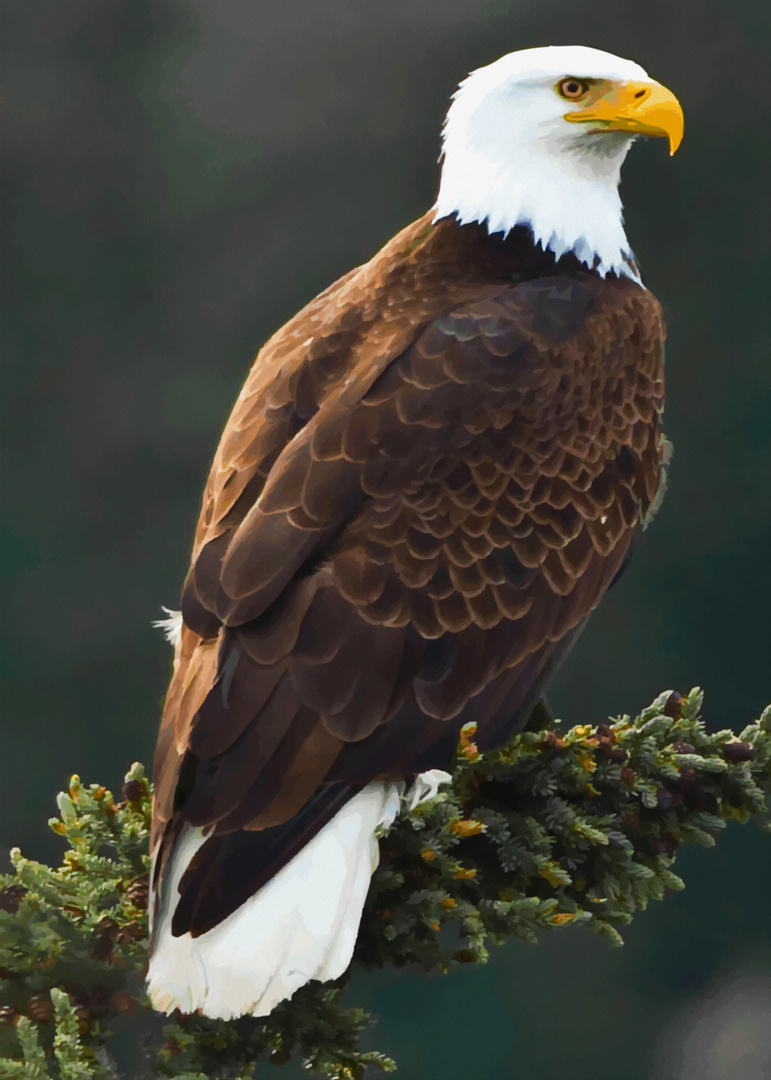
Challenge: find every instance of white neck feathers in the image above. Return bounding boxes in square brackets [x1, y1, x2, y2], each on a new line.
[434, 139, 638, 278]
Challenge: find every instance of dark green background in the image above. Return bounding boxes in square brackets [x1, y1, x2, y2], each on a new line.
[3, 1, 770, 1077]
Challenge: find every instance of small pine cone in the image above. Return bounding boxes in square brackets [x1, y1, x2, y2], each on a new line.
[112, 991, 135, 1015]
[722, 737, 754, 762]
[27, 995, 55, 1024]
[269, 1049, 290, 1065]
[0, 885, 28, 914]
[0, 1005, 17, 1025]
[662, 692, 684, 718]
[593, 724, 626, 761]
[122, 779, 145, 803]
[127, 874, 149, 910]
[162, 1037, 181, 1056]
[672, 739, 696, 755]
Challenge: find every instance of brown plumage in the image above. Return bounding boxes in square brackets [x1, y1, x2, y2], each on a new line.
[150, 212, 665, 937]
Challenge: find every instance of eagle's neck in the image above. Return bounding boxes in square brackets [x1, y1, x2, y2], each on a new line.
[433, 133, 639, 281]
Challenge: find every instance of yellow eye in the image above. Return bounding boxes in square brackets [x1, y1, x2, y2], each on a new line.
[557, 77, 589, 100]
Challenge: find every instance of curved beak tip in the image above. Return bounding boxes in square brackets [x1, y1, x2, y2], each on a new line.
[638, 83, 684, 156]
[669, 126, 684, 156]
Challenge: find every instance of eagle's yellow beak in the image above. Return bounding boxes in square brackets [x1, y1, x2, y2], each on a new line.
[564, 80, 684, 155]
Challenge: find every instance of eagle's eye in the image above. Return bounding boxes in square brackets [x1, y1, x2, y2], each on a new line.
[556, 77, 589, 100]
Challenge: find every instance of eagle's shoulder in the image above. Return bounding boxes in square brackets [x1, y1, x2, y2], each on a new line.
[188, 213, 530, 560]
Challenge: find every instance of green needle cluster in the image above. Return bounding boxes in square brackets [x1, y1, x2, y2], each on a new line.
[1, 690, 768, 1079]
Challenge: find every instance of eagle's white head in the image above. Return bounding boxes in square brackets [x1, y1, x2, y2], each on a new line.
[434, 45, 683, 279]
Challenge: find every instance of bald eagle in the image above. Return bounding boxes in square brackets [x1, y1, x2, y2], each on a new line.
[147, 45, 683, 1019]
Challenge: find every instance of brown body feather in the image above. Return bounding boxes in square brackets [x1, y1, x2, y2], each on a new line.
[151, 213, 665, 937]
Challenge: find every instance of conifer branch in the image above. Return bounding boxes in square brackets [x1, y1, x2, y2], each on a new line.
[0, 690, 768, 1078]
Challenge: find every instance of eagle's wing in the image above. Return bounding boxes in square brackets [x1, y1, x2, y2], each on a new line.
[151, 272, 664, 937]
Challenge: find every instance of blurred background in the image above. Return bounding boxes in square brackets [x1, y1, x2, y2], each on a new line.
[3, 1, 770, 1076]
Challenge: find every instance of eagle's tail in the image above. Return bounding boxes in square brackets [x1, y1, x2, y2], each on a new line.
[146, 780, 403, 1020]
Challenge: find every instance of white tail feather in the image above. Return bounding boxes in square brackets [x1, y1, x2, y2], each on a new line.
[147, 781, 407, 1019]
[152, 607, 183, 649]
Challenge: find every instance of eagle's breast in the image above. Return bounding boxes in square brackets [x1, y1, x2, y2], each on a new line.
[313, 271, 664, 710]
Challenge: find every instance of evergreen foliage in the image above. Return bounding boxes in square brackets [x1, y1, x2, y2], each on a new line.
[1, 689, 769, 1078]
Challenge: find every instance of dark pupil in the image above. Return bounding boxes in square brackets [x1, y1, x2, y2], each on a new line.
[566, 81, 580, 95]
